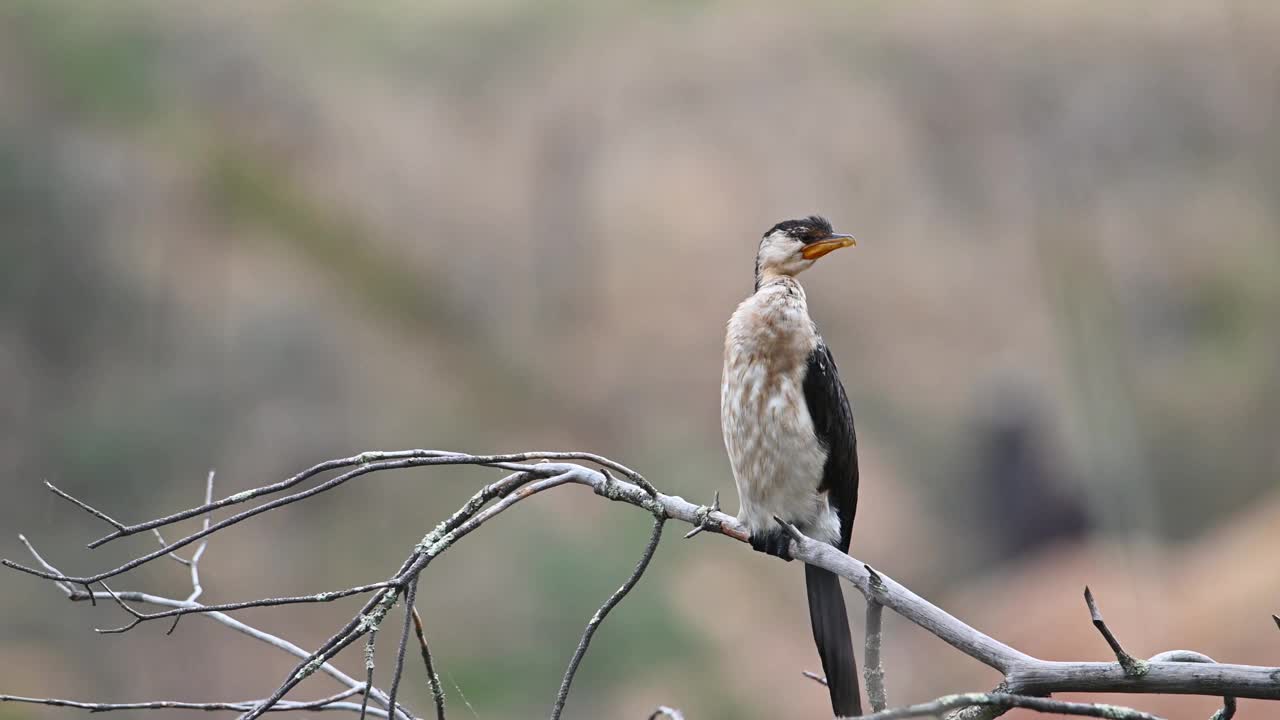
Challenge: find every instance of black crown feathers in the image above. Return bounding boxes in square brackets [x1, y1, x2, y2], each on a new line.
[764, 215, 833, 242]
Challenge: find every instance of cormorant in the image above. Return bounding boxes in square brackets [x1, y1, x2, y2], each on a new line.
[721, 215, 861, 718]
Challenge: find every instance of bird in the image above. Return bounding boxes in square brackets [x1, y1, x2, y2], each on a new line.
[720, 215, 861, 718]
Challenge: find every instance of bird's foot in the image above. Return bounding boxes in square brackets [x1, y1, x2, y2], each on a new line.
[749, 526, 795, 561]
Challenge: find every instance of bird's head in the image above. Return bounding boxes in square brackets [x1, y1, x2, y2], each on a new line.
[754, 215, 855, 288]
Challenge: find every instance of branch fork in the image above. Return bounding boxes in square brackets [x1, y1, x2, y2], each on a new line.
[4, 450, 1278, 720]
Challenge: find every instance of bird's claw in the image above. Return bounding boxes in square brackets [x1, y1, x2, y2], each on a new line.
[749, 524, 795, 561]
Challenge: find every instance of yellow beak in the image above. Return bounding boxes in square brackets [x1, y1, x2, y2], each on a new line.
[801, 234, 856, 260]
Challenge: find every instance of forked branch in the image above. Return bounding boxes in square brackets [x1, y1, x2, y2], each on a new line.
[3, 450, 1277, 720]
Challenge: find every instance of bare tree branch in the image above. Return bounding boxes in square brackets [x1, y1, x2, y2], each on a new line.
[384, 576, 419, 720]
[3, 457, 557, 585]
[939, 683, 1011, 720]
[0, 688, 380, 716]
[5, 449, 1279, 720]
[682, 490, 719, 540]
[94, 581, 397, 634]
[12, 537, 411, 719]
[186, 469, 219, 603]
[85, 451, 653, 549]
[16, 533, 71, 594]
[45, 480, 126, 530]
[849, 692, 1165, 720]
[236, 588, 405, 720]
[864, 564, 888, 712]
[236, 469, 588, 719]
[236, 470, 587, 719]
[1147, 651, 1235, 720]
[358, 630, 378, 720]
[1084, 586, 1144, 676]
[411, 606, 448, 720]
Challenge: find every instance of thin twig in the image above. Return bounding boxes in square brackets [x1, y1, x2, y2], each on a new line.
[393, 472, 581, 587]
[1084, 586, 1146, 677]
[0, 688, 377, 716]
[412, 606, 447, 720]
[238, 587, 405, 720]
[98, 581, 146, 624]
[384, 577, 419, 720]
[154, 529, 194, 566]
[187, 469, 218, 603]
[44, 480, 125, 530]
[237, 471, 580, 720]
[358, 630, 377, 720]
[16, 534, 71, 594]
[3, 458, 560, 585]
[550, 514, 666, 720]
[176, 470, 555, 718]
[46, 559, 407, 719]
[64, 581, 405, 716]
[849, 693, 1165, 720]
[85, 450, 468, 546]
[93, 582, 397, 634]
[803, 670, 829, 686]
[85, 450, 651, 549]
[148, 472, 217, 573]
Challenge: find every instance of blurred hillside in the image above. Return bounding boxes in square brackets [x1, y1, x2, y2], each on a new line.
[1, 1, 1278, 719]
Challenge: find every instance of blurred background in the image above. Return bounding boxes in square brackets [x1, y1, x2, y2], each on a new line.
[2, 1, 1278, 718]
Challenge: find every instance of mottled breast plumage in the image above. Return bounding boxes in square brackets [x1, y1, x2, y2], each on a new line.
[720, 277, 841, 546]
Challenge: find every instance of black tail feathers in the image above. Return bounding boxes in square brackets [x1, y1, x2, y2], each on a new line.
[805, 563, 862, 718]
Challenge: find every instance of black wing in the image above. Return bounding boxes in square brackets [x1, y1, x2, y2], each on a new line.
[803, 340, 858, 552]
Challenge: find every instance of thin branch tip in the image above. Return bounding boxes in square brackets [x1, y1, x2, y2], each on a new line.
[1083, 585, 1145, 677]
[802, 670, 829, 687]
[772, 514, 805, 543]
[45, 480, 126, 530]
[411, 605, 447, 720]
